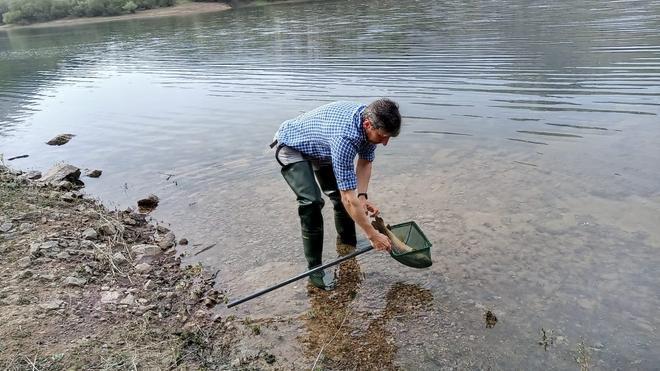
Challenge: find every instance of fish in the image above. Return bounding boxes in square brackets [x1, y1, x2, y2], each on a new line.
[371, 216, 414, 254]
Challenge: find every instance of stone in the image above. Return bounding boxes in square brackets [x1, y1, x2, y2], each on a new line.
[119, 294, 136, 306]
[64, 276, 87, 287]
[14, 270, 33, 279]
[39, 299, 65, 310]
[112, 252, 128, 265]
[19, 223, 34, 233]
[25, 170, 42, 180]
[124, 212, 147, 226]
[137, 194, 159, 212]
[39, 273, 56, 281]
[135, 263, 152, 273]
[12, 211, 41, 222]
[16, 257, 32, 269]
[40, 163, 81, 186]
[86, 169, 102, 178]
[46, 134, 75, 146]
[56, 251, 71, 260]
[82, 228, 98, 240]
[156, 225, 170, 234]
[98, 223, 117, 236]
[80, 240, 95, 249]
[264, 353, 276, 364]
[100, 291, 121, 304]
[30, 241, 59, 256]
[132, 244, 159, 258]
[56, 181, 74, 191]
[0, 222, 13, 233]
[158, 232, 176, 250]
[61, 192, 75, 202]
[179, 238, 188, 245]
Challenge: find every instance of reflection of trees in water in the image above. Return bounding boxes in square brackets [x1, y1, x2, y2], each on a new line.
[0, 15, 208, 128]
[303, 244, 433, 370]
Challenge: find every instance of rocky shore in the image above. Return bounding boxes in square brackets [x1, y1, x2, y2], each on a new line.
[0, 163, 276, 369]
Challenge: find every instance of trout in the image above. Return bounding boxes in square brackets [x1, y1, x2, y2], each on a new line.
[371, 216, 414, 254]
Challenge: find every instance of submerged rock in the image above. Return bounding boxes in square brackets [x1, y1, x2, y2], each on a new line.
[46, 134, 75, 146]
[137, 194, 159, 212]
[86, 169, 102, 178]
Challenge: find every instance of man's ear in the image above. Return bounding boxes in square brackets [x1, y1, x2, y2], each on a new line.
[363, 119, 372, 130]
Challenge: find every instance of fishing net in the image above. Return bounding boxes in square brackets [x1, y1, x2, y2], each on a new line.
[388, 221, 433, 268]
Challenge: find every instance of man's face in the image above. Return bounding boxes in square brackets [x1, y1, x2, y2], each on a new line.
[364, 120, 391, 145]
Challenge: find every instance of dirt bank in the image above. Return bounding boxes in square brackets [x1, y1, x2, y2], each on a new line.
[0, 2, 231, 31]
[0, 164, 278, 369]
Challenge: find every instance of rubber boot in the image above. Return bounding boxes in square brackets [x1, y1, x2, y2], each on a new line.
[281, 161, 336, 291]
[314, 165, 357, 252]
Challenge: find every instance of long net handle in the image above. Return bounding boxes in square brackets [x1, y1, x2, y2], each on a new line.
[227, 244, 373, 308]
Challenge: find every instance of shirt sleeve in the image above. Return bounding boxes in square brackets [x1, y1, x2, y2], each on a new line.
[358, 143, 376, 162]
[330, 136, 359, 190]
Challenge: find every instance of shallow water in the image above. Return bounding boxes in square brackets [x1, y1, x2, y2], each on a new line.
[1, 0, 659, 368]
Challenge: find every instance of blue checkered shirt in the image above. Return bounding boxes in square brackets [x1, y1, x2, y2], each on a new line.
[276, 101, 376, 190]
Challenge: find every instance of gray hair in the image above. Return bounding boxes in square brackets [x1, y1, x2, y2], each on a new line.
[363, 98, 401, 137]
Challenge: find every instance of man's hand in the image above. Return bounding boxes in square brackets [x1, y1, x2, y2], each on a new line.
[368, 231, 391, 252]
[360, 199, 380, 217]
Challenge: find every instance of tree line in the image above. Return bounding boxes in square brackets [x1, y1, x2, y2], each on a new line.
[0, 0, 226, 25]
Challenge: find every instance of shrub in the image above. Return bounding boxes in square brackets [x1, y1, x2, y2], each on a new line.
[50, 0, 73, 19]
[2, 9, 23, 24]
[122, 0, 136, 13]
[85, 0, 106, 16]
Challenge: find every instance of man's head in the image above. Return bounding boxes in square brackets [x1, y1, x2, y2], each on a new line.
[362, 98, 401, 145]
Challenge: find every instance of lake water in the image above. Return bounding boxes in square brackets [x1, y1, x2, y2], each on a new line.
[1, 0, 659, 369]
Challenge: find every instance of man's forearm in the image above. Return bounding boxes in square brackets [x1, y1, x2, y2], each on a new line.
[340, 190, 377, 238]
[356, 159, 372, 194]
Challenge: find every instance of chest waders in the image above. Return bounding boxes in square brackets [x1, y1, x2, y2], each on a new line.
[278, 148, 356, 291]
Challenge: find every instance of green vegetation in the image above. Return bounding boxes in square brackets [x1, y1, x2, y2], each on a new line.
[0, 0, 190, 25]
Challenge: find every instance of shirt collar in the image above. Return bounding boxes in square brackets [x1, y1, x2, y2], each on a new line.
[356, 105, 367, 142]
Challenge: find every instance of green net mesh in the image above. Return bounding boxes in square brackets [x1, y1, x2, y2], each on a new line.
[388, 221, 433, 268]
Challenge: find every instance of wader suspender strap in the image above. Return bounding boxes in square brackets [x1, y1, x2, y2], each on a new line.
[270, 139, 286, 167]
